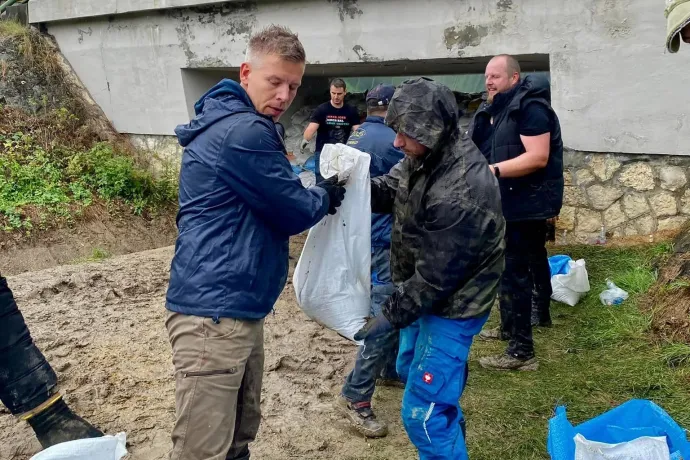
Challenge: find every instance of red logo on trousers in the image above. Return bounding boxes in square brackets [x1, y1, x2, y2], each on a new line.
[423, 372, 433, 384]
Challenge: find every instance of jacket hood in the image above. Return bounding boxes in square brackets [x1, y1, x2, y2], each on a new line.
[385, 77, 459, 154]
[175, 79, 254, 147]
[517, 74, 552, 104]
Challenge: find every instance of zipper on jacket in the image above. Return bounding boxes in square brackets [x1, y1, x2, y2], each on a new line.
[184, 368, 237, 378]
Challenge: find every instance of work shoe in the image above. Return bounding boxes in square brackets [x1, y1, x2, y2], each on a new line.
[478, 353, 539, 371]
[334, 395, 388, 438]
[26, 397, 103, 448]
[376, 377, 405, 389]
[478, 327, 510, 341]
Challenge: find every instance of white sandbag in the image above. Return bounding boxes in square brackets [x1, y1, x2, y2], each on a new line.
[551, 259, 590, 307]
[574, 433, 670, 460]
[31, 432, 127, 460]
[293, 143, 371, 343]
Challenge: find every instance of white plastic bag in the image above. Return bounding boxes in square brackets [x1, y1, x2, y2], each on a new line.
[293, 144, 371, 343]
[31, 432, 127, 460]
[551, 259, 590, 306]
[599, 279, 629, 306]
[574, 433, 670, 460]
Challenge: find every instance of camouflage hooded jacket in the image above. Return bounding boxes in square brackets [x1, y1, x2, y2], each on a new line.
[373, 77, 506, 329]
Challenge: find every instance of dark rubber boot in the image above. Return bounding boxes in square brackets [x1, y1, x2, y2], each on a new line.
[27, 398, 103, 449]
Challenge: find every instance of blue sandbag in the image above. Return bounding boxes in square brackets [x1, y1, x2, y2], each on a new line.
[549, 255, 572, 277]
[547, 399, 690, 460]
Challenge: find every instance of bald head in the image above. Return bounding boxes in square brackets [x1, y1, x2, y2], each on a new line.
[485, 54, 521, 103]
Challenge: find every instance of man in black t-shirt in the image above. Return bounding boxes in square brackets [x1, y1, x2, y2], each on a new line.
[469, 54, 564, 372]
[301, 78, 360, 182]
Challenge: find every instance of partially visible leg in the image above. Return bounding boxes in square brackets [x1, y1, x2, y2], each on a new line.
[479, 222, 539, 371]
[226, 323, 264, 460]
[529, 221, 553, 327]
[338, 247, 396, 437]
[0, 276, 102, 448]
[396, 321, 420, 384]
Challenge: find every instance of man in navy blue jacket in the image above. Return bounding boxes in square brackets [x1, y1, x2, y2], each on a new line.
[165, 25, 345, 460]
[336, 84, 404, 438]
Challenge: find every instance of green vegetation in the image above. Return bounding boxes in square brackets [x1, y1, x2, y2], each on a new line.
[70, 247, 113, 264]
[0, 21, 177, 233]
[0, 128, 177, 232]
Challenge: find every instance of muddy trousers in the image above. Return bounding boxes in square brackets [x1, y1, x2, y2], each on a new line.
[0, 276, 59, 416]
[342, 247, 400, 403]
[500, 220, 550, 360]
[396, 315, 488, 460]
[166, 312, 264, 460]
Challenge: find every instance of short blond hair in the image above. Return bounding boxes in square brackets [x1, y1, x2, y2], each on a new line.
[245, 25, 306, 63]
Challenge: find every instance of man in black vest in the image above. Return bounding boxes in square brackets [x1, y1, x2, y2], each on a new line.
[470, 54, 564, 371]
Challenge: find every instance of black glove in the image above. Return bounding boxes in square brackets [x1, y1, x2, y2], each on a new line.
[354, 314, 395, 341]
[27, 397, 103, 448]
[315, 175, 346, 215]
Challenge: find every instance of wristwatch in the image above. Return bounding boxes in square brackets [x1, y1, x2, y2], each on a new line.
[492, 164, 501, 178]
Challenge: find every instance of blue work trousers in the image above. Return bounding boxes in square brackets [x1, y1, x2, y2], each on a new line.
[396, 314, 488, 460]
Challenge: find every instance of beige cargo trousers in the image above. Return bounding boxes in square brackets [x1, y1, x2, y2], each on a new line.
[166, 311, 264, 460]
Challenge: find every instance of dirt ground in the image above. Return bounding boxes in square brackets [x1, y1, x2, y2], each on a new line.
[0, 235, 417, 460]
[0, 207, 178, 277]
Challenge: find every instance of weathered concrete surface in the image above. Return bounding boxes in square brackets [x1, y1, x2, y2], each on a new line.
[28, 0, 241, 23]
[31, 0, 690, 156]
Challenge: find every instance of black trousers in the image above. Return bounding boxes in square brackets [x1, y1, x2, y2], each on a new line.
[0, 276, 58, 415]
[499, 220, 551, 360]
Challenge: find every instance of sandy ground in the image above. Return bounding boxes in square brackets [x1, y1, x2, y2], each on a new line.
[0, 236, 417, 460]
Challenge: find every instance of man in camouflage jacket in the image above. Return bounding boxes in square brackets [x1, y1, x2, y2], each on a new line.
[354, 77, 505, 459]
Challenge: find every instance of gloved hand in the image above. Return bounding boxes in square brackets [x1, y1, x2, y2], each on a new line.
[315, 175, 346, 215]
[300, 138, 309, 152]
[354, 314, 394, 341]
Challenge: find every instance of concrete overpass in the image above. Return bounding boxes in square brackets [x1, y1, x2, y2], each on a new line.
[27, 0, 690, 156]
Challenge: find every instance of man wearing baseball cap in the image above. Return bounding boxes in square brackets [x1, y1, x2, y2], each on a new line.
[666, 0, 690, 53]
[334, 84, 404, 438]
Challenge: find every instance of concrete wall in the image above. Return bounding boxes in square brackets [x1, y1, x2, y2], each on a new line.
[30, 0, 690, 156]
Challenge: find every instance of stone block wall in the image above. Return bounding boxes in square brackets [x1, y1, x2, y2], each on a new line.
[560, 151, 690, 242]
[127, 104, 690, 244]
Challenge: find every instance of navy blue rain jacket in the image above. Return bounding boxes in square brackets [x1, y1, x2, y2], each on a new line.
[166, 79, 330, 320]
[346, 116, 404, 248]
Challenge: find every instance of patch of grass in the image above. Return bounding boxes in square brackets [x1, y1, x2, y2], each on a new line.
[661, 343, 690, 368]
[0, 19, 27, 38]
[463, 243, 690, 459]
[70, 247, 112, 264]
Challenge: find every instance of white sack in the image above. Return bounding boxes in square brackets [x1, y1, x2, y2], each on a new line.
[293, 143, 371, 343]
[31, 432, 127, 460]
[574, 433, 670, 460]
[551, 259, 590, 307]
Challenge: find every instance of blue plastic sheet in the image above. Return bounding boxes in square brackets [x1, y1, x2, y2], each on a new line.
[549, 255, 572, 277]
[303, 155, 316, 173]
[547, 399, 690, 460]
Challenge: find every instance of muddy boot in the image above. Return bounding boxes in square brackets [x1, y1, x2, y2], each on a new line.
[478, 326, 510, 341]
[478, 353, 539, 371]
[334, 395, 388, 438]
[26, 397, 103, 449]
